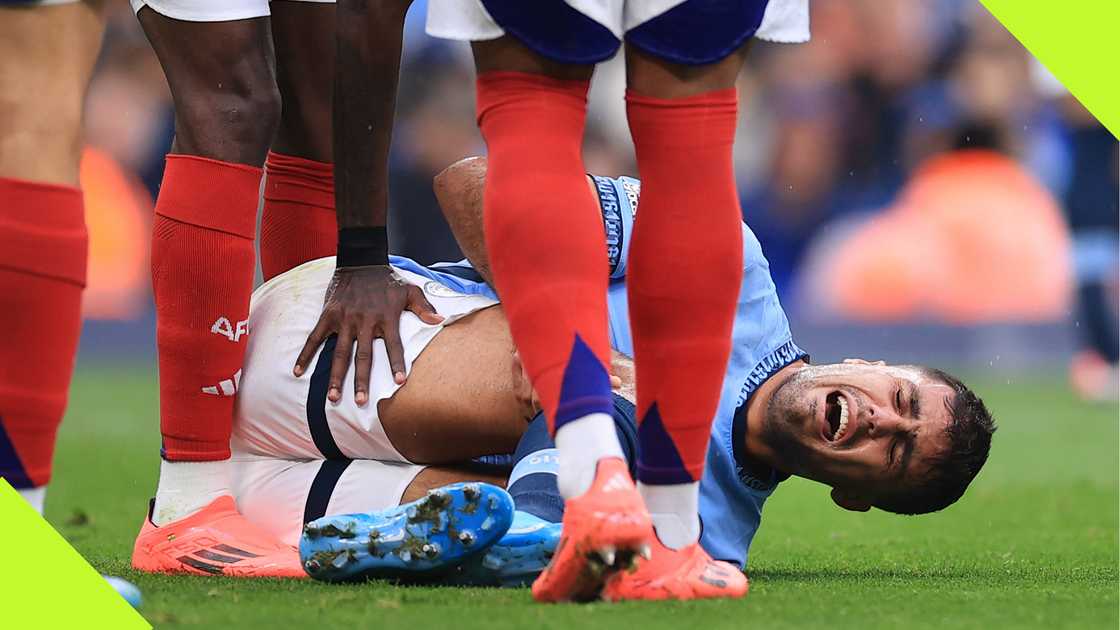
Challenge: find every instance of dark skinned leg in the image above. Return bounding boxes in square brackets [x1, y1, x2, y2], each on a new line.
[258, 1, 337, 280]
[471, 36, 595, 81]
[136, 8, 280, 166]
[270, 0, 335, 161]
[138, 12, 276, 473]
[624, 42, 750, 98]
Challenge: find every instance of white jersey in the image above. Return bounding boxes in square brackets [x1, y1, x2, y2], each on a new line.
[232, 257, 498, 463]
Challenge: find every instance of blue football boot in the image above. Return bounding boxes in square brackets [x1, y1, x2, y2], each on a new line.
[449, 510, 562, 587]
[300, 482, 514, 582]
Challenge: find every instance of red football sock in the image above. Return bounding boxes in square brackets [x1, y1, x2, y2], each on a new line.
[476, 72, 613, 432]
[153, 155, 260, 462]
[0, 177, 87, 487]
[626, 88, 744, 484]
[260, 151, 337, 281]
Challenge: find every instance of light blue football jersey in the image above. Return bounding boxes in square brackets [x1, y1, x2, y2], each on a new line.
[390, 175, 806, 569]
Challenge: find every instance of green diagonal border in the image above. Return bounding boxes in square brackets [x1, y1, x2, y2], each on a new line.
[980, 0, 1119, 138]
[0, 480, 150, 628]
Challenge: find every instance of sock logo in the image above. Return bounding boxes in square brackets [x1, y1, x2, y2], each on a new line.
[601, 472, 633, 493]
[201, 369, 242, 397]
[211, 317, 249, 342]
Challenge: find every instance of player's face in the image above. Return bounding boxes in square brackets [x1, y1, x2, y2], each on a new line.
[762, 362, 955, 505]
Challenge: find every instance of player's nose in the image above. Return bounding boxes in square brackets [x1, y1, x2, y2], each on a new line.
[863, 405, 917, 439]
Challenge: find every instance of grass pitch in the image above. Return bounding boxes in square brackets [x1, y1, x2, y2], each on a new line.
[48, 364, 1118, 628]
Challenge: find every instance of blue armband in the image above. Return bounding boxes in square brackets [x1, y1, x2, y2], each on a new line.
[591, 175, 640, 280]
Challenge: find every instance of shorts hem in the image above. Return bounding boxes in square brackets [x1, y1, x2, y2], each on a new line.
[132, 1, 270, 22]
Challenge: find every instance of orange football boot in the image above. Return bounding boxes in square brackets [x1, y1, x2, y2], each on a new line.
[131, 496, 305, 578]
[531, 457, 652, 602]
[602, 537, 748, 601]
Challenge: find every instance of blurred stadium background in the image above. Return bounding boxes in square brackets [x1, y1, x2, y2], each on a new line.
[42, 2, 1118, 625]
[78, 0, 1117, 397]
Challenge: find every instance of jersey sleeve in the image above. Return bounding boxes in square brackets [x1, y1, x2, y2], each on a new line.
[590, 175, 640, 280]
[409, 175, 640, 300]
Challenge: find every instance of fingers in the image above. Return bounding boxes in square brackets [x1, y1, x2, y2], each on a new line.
[408, 287, 445, 324]
[294, 318, 332, 376]
[328, 330, 355, 403]
[353, 328, 374, 406]
[382, 319, 408, 385]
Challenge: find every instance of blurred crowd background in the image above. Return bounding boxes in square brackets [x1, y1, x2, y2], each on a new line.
[77, 0, 1118, 399]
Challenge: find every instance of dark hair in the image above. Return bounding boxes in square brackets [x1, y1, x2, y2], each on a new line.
[875, 368, 996, 515]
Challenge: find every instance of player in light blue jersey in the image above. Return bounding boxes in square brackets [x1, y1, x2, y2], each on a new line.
[231, 156, 995, 585]
[273, 156, 996, 586]
[423, 157, 997, 570]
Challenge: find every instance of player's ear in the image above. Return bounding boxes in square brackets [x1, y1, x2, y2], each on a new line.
[842, 358, 886, 366]
[831, 487, 872, 512]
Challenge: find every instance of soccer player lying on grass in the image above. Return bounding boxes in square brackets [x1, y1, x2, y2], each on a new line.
[204, 157, 995, 592]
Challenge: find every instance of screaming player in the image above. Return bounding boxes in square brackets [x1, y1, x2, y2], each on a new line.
[423, 0, 811, 601]
[221, 157, 994, 591]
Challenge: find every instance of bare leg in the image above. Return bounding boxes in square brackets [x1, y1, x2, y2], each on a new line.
[624, 42, 750, 99]
[270, 0, 334, 161]
[0, 1, 104, 512]
[131, 10, 302, 581]
[258, 1, 339, 280]
[136, 8, 280, 165]
[0, 1, 106, 184]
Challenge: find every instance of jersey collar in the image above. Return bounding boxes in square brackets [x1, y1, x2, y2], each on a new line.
[731, 340, 808, 492]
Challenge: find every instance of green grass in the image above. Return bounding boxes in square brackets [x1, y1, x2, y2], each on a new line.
[48, 364, 1119, 628]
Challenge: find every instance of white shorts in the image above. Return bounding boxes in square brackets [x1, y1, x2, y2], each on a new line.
[231, 454, 425, 547]
[427, 0, 810, 46]
[129, 0, 332, 23]
[232, 257, 499, 463]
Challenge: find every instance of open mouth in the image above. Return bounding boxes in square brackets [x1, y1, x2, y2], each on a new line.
[824, 391, 850, 442]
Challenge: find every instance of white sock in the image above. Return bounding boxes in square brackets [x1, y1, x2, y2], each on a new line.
[639, 481, 701, 550]
[152, 459, 232, 525]
[17, 486, 47, 515]
[554, 412, 623, 499]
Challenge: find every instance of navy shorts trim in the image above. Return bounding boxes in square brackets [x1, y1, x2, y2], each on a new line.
[307, 335, 346, 459]
[480, 0, 771, 66]
[626, 0, 771, 66]
[480, 0, 620, 64]
[302, 459, 353, 524]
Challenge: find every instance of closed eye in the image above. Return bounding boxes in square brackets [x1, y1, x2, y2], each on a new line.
[894, 387, 903, 411]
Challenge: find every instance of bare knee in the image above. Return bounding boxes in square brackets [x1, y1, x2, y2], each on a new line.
[138, 11, 281, 165]
[171, 73, 282, 166]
